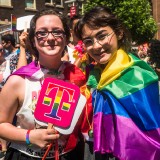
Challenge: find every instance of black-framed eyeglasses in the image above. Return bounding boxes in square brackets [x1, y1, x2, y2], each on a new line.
[82, 32, 114, 48]
[35, 30, 65, 39]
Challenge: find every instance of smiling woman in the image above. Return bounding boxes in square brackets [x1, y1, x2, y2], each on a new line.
[75, 6, 131, 66]
[75, 6, 160, 160]
[0, 9, 91, 160]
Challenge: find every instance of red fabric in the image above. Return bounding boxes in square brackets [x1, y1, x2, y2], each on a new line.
[80, 95, 93, 134]
[63, 63, 93, 151]
[63, 63, 86, 87]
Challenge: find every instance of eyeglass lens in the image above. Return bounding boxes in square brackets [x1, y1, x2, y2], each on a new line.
[83, 32, 114, 47]
[35, 30, 65, 39]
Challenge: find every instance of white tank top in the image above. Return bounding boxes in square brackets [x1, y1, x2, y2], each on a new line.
[10, 77, 69, 158]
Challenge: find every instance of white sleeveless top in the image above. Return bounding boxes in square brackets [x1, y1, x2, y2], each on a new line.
[10, 71, 71, 158]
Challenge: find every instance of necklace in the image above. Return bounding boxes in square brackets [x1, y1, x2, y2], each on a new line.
[47, 69, 61, 75]
[86, 103, 93, 138]
[87, 89, 98, 138]
[40, 62, 66, 78]
[85, 89, 98, 139]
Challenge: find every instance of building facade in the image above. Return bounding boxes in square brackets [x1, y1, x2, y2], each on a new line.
[0, 0, 84, 24]
[0, 0, 65, 24]
[0, 0, 85, 41]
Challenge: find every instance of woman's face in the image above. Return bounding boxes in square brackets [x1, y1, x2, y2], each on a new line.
[82, 25, 119, 64]
[34, 15, 66, 60]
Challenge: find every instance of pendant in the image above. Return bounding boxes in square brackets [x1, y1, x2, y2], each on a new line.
[88, 129, 93, 138]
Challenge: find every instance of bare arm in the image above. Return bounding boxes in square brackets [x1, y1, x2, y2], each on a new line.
[74, 57, 81, 67]
[17, 31, 28, 69]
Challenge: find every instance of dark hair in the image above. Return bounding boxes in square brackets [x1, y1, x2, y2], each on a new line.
[1, 34, 16, 47]
[29, 9, 70, 60]
[69, 15, 82, 29]
[74, 6, 131, 51]
[148, 39, 160, 68]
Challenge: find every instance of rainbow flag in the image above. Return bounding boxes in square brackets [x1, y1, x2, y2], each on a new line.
[11, 14, 17, 31]
[87, 49, 160, 159]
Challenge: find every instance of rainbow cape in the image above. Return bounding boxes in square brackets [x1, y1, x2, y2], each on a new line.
[87, 49, 160, 160]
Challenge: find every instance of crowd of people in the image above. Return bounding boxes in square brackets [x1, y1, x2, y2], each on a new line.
[137, 40, 160, 79]
[0, 5, 160, 160]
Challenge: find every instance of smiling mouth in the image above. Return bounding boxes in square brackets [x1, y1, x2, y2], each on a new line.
[45, 45, 56, 48]
[95, 51, 110, 56]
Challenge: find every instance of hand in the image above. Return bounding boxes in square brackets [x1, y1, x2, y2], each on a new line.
[29, 128, 60, 148]
[19, 31, 28, 48]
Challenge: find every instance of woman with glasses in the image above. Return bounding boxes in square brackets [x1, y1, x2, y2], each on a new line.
[75, 6, 160, 160]
[0, 9, 90, 160]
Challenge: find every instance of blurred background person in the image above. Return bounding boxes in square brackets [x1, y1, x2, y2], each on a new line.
[147, 39, 160, 79]
[137, 43, 148, 60]
[62, 15, 82, 64]
[1, 34, 20, 60]
[1, 34, 20, 73]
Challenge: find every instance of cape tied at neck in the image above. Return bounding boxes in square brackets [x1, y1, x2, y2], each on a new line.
[12, 61, 43, 80]
[91, 49, 160, 159]
[97, 49, 133, 90]
[12, 61, 68, 80]
[87, 49, 133, 90]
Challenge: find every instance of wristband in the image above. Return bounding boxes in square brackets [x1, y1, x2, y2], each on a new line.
[26, 130, 31, 146]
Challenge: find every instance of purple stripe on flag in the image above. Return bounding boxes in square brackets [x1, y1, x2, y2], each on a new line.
[94, 113, 160, 160]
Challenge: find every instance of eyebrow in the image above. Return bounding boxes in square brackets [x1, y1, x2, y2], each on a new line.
[36, 27, 64, 31]
[82, 30, 108, 40]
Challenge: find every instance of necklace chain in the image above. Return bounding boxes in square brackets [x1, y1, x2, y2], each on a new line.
[86, 89, 97, 138]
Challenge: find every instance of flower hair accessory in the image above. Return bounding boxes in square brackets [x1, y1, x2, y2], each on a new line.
[73, 40, 87, 63]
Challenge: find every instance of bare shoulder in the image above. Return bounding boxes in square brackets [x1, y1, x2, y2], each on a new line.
[0, 75, 25, 122]
[1, 75, 25, 100]
[5, 75, 25, 88]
